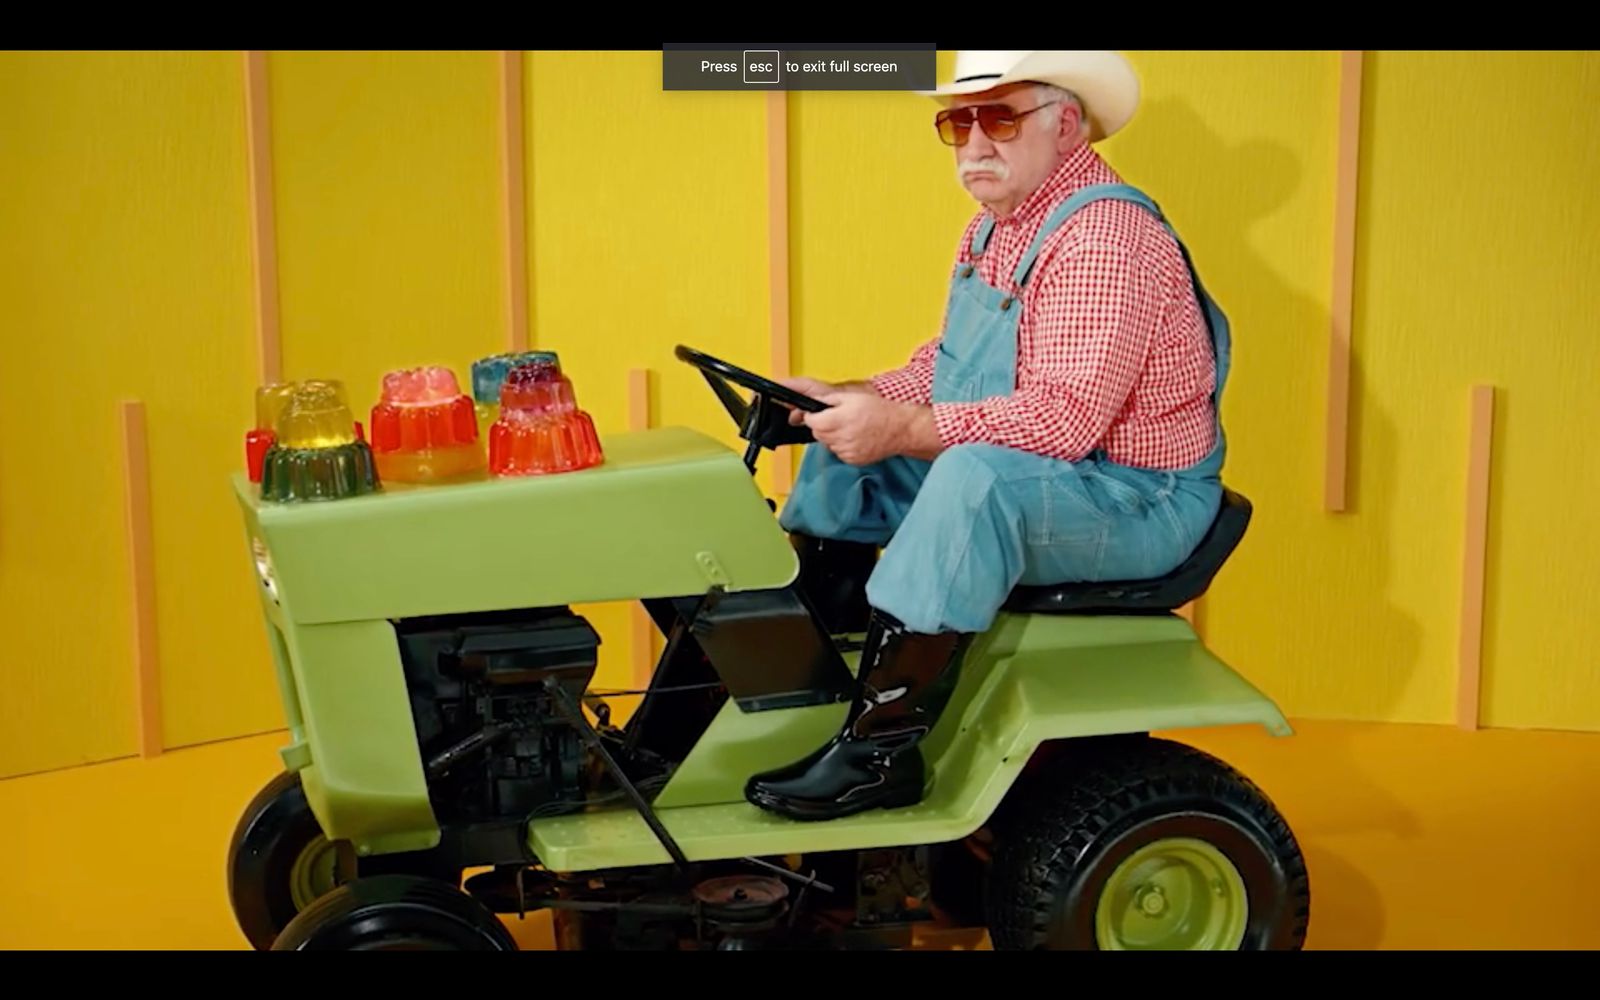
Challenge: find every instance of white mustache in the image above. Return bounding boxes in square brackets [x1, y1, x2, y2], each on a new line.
[958, 157, 1010, 181]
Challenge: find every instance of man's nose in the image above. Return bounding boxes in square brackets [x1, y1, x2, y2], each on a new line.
[963, 125, 998, 159]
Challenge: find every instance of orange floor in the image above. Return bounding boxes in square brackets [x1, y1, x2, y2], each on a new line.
[2, 719, 1596, 950]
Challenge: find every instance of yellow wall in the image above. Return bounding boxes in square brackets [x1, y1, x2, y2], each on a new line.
[1354, 52, 1600, 731]
[0, 52, 263, 777]
[1176, 51, 1600, 730]
[1, 50, 1596, 778]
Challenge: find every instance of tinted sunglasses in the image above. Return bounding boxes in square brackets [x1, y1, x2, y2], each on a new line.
[935, 101, 1060, 146]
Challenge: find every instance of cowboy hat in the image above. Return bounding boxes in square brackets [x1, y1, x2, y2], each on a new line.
[920, 51, 1141, 142]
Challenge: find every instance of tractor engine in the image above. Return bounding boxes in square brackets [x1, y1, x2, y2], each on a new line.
[392, 607, 601, 826]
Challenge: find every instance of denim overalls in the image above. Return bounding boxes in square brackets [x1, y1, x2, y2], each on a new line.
[780, 184, 1230, 635]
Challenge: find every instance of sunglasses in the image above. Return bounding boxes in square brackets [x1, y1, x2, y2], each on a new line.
[934, 101, 1060, 147]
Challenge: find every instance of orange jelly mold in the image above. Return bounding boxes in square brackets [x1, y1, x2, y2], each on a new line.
[369, 366, 486, 483]
[488, 360, 603, 476]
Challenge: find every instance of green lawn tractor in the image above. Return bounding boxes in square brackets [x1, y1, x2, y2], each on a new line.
[225, 345, 1309, 951]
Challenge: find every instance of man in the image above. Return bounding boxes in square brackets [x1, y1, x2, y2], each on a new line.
[744, 51, 1232, 821]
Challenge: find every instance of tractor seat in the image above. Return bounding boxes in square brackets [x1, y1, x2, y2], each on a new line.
[1003, 489, 1253, 616]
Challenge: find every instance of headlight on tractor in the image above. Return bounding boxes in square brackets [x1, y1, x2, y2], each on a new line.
[251, 536, 279, 604]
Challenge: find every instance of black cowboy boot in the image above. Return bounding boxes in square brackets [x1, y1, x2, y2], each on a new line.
[744, 610, 973, 822]
[789, 533, 877, 635]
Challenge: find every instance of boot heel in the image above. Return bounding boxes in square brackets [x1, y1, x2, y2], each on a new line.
[882, 781, 926, 811]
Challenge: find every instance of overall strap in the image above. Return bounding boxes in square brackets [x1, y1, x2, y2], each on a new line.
[970, 213, 999, 257]
[1008, 182, 1230, 406]
[1010, 183, 1162, 291]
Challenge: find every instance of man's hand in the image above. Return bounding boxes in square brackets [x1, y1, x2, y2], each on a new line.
[778, 376, 842, 399]
[778, 376, 878, 426]
[803, 391, 943, 466]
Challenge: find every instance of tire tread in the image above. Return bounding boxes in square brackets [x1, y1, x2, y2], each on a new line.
[273, 874, 518, 951]
[987, 736, 1310, 950]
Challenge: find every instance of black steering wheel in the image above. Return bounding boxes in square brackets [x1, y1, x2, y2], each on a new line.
[674, 344, 830, 472]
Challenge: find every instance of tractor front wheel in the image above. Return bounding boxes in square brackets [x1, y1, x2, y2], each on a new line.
[271, 875, 519, 951]
[986, 736, 1309, 951]
[227, 770, 345, 950]
[227, 770, 461, 950]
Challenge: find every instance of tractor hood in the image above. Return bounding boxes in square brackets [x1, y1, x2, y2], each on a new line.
[235, 427, 797, 625]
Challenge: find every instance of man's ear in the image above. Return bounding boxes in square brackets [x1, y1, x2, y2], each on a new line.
[1058, 102, 1084, 149]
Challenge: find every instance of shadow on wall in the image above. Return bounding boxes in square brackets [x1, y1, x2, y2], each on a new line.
[1104, 96, 1302, 252]
[1110, 94, 1424, 714]
[1107, 94, 1425, 945]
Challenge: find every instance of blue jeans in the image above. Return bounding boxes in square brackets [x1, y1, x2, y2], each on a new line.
[779, 442, 1222, 634]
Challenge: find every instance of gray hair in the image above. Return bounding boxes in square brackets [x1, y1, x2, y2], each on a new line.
[1032, 83, 1089, 140]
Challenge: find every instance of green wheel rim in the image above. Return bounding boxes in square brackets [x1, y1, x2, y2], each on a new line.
[287, 836, 340, 911]
[1094, 836, 1249, 950]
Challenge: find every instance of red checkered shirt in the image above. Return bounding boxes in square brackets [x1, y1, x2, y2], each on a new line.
[871, 143, 1217, 471]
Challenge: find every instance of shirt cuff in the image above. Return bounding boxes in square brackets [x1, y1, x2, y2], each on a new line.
[930, 401, 984, 448]
[870, 369, 928, 404]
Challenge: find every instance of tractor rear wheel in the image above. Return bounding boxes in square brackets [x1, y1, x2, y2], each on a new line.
[986, 736, 1309, 951]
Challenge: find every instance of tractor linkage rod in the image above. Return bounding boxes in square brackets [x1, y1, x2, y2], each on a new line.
[544, 677, 691, 871]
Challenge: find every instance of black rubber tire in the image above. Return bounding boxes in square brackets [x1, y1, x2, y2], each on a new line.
[227, 770, 462, 950]
[271, 875, 519, 951]
[227, 770, 337, 951]
[986, 736, 1310, 950]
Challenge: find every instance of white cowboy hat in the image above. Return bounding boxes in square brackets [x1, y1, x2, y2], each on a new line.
[921, 51, 1141, 142]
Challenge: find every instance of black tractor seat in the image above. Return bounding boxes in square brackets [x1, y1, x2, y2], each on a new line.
[1003, 489, 1253, 616]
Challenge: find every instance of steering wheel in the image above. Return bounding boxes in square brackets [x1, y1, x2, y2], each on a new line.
[674, 344, 830, 472]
